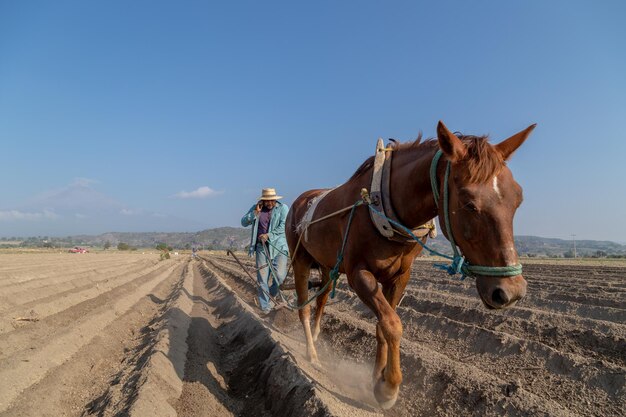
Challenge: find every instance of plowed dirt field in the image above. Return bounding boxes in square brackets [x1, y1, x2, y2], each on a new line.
[0, 251, 624, 416]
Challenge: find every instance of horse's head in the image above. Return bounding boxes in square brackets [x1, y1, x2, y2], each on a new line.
[436, 121, 536, 309]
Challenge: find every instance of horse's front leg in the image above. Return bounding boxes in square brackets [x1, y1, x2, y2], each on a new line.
[349, 268, 402, 409]
[373, 270, 411, 384]
[373, 323, 387, 383]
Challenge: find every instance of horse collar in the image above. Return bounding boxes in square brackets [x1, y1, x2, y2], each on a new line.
[369, 139, 436, 242]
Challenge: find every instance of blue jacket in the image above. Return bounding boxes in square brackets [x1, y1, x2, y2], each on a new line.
[241, 201, 289, 258]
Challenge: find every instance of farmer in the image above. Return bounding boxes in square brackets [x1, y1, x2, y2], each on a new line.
[241, 188, 289, 314]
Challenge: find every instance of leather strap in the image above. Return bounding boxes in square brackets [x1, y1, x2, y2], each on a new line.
[369, 138, 394, 237]
[370, 139, 437, 243]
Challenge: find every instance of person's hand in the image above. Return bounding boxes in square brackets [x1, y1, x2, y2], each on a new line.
[259, 233, 269, 243]
[254, 201, 263, 215]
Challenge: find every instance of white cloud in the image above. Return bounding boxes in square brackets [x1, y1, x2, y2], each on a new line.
[71, 177, 98, 187]
[0, 209, 58, 221]
[120, 208, 142, 216]
[174, 186, 221, 199]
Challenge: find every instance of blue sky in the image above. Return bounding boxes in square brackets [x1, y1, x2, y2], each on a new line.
[1, 1, 625, 241]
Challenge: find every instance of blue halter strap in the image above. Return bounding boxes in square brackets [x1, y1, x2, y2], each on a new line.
[429, 150, 523, 279]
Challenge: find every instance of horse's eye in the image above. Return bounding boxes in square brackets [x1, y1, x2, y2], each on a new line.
[463, 202, 478, 212]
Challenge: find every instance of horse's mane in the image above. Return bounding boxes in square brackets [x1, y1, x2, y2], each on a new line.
[457, 134, 506, 183]
[349, 133, 504, 184]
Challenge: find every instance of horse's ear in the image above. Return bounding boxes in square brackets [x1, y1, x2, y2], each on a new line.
[495, 124, 536, 161]
[437, 121, 467, 162]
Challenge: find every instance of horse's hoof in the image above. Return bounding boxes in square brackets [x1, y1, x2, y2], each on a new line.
[374, 378, 399, 409]
[311, 359, 323, 371]
[306, 351, 321, 367]
[308, 356, 322, 369]
[378, 397, 398, 410]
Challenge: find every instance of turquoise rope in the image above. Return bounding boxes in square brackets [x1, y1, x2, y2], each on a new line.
[368, 205, 451, 259]
[265, 239, 290, 257]
[328, 200, 363, 298]
[262, 241, 335, 310]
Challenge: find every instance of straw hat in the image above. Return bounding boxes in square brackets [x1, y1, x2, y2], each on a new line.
[258, 188, 283, 201]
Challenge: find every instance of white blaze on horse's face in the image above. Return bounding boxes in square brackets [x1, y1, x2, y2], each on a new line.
[492, 176, 502, 201]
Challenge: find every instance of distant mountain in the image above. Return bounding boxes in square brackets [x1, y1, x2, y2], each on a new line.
[2, 229, 625, 257]
[86, 227, 250, 250]
[513, 235, 626, 257]
[424, 234, 626, 258]
[2, 227, 250, 251]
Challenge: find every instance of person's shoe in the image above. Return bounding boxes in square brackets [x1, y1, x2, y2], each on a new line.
[259, 309, 272, 317]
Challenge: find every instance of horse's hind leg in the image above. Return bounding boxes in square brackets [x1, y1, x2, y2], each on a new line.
[312, 266, 331, 342]
[293, 256, 320, 365]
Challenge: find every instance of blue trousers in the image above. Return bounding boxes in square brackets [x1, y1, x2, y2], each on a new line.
[255, 243, 288, 311]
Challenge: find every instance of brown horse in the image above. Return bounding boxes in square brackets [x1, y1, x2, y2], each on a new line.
[285, 121, 535, 409]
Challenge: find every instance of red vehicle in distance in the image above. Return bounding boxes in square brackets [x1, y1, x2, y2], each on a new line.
[68, 247, 89, 253]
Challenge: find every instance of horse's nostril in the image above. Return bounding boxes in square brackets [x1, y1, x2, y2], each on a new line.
[491, 288, 509, 306]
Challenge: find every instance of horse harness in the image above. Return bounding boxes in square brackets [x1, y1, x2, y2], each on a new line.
[287, 141, 520, 295]
[369, 138, 437, 243]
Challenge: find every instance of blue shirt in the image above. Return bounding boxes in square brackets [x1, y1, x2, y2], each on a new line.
[241, 201, 289, 258]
